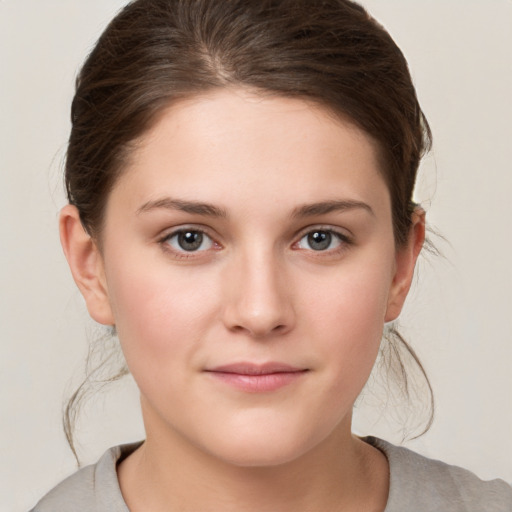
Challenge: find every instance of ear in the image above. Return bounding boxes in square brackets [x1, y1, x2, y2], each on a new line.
[385, 208, 426, 322]
[59, 205, 115, 325]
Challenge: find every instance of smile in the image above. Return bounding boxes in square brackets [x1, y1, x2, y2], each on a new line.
[204, 363, 309, 393]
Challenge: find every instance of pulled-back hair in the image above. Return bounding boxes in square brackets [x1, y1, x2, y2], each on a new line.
[67, 0, 431, 245]
[64, 0, 433, 463]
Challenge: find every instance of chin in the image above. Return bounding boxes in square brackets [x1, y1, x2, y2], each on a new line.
[195, 418, 336, 469]
[211, 441, 312, 468]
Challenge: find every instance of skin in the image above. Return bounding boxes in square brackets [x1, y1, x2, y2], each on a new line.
[60, 89, 425, 511]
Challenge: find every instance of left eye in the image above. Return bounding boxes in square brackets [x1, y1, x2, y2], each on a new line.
[296, 230, 344, 251]
[165, 230, 214, 252]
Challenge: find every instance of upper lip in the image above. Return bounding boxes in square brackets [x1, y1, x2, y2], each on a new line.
[205, 362, 307, 375]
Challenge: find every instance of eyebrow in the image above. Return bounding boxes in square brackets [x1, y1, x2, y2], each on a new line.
[137, 197, 227, 218]
[291, 200, 374, 218]
[136, 197, 373, 219]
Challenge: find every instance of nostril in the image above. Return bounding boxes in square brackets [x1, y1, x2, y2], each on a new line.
[221, 268, 295, 337]
[228, 321, 289, 338]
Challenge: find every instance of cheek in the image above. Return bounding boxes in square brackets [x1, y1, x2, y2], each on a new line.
[104, 257, 220, 377]
[311, 264, 390, 332]
[301, 256, 393, 383]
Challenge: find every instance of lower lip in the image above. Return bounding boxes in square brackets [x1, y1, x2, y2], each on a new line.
[206, 371, 307, 393]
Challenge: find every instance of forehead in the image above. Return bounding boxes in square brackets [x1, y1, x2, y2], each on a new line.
[112, 88, 390, 218]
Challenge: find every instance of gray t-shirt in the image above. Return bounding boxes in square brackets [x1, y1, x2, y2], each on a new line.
[31, 437, 512, 511]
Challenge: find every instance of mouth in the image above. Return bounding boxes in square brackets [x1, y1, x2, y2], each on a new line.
[204, 362, 309, 393]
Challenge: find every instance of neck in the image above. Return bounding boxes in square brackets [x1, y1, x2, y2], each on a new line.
[117, 413, 389, 512]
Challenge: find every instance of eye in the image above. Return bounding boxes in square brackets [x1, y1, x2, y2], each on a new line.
[164, 229, 214, 252]
[296, 229, 348, 251]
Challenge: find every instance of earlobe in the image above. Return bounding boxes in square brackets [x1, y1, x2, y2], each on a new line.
[385, 209, 426, 323]
[59, 205, 115, 325]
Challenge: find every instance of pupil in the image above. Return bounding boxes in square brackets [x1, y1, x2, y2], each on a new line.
[178, 231, 203, 251]
[308, 231, 331, 251]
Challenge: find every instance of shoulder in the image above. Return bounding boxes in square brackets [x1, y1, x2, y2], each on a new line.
[365, 437, 512, 512]
[30, 442, 142, 512]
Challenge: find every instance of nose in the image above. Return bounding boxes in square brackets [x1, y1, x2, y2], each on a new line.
[221, 250, 295, 339]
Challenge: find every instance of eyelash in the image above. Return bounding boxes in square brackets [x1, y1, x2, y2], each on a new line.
[159, 227, 220, 259]
[293, 227, 353, 256]
[158, 226, 353, 259]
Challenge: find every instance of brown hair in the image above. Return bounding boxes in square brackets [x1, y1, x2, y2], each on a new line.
[67, 0, 431, 244]
[64, 0, 433, 462]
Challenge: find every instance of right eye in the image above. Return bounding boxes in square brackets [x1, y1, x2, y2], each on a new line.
[163, 229, 215, 253]
[294, 228, 350, 253]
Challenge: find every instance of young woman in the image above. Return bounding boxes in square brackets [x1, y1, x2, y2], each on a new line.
[31, 0, 512, 510]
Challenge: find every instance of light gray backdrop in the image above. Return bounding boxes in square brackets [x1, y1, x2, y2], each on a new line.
[1, 1, 511, 511]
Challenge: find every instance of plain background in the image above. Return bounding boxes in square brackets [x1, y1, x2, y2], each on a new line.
[1, 1, 511, 510]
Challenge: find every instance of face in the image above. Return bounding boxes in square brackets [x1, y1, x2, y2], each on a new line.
[65, 89, 421, 467]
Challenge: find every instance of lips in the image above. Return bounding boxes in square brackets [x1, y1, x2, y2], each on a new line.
[204, 362, 308, 392]
[208, 362, 305, 375]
